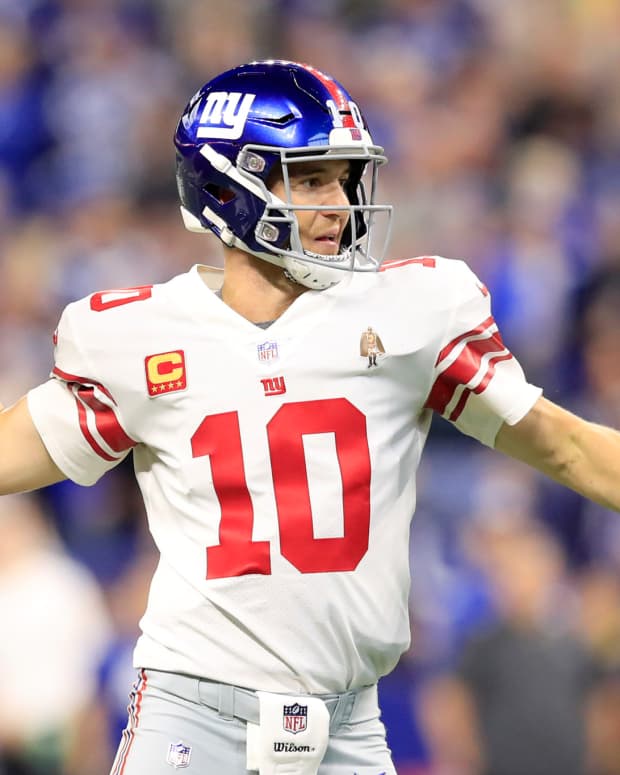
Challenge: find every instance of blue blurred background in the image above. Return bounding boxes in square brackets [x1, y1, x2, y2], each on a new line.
[1, 1, 620, 773]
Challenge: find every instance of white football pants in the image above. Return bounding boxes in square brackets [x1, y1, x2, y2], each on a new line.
[109, 669, 396, 774]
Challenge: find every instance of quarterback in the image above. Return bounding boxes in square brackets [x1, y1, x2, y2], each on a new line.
[1, 61, 619, 775]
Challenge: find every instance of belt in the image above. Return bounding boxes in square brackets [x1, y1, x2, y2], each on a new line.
[145, 670, 378, 733]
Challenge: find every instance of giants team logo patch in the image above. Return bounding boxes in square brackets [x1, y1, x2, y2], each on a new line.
[261, 376, 286, 396]
[166, 741, 192, 769]
[145, 350, 187, 396]
[283, 703, 308, 734]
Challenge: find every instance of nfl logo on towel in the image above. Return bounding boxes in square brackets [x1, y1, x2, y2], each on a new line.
[257, 340, 279, 361]
[166, 741, 192, 769]
[283, 703, 308, 734]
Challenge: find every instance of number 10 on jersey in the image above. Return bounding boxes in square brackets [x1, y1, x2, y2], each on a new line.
[191, 398, 371, 578]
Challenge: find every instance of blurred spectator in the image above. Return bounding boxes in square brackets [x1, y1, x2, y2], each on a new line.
[576, 568, 620, 674]
[0, 13, 53, 215]
[573, 269, 620, 430]
[46, 192, 170, 307]
[586, 671, 620, 775]
[418, 515, 599, 775]
[165, 0, 272, 87]
[482, 136, 583, 390]
[64, 549, 157, 775]
[0, 494, 111, 775]
[537, 268, 620, 569]
[576, 569, 620, 775]
[39, 1, 180, 211]
[0, 216, 60, 403]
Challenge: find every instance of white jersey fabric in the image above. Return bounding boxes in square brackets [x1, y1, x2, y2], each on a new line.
[27, 256, 541, 694]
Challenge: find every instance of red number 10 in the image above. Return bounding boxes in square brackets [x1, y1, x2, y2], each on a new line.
[191, 398, 371, 578]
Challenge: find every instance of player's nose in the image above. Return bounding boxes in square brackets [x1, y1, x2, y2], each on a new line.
[320, 181, 350, 218]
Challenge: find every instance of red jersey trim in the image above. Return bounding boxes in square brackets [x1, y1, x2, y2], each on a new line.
[53, 367, 137, 458]
[379, 257, 437, 272]
[70, 386, 117, 462]
[448, 352, 514, 422]
[53, 366, 116, 404]
[426, 317, 512, 417]
[76, 386, 137, 453]
[435, 316, 495, 366]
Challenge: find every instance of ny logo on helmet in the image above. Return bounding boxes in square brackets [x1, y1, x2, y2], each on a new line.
[197, 91, 256, 140]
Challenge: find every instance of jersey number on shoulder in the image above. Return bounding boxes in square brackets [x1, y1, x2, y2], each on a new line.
[191, 398, 371, 578]
[90, 286, 153, 312]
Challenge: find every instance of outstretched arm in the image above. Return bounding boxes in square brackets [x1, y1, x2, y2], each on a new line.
[0, 397, 66, 494]
[495, 396, 620, 512]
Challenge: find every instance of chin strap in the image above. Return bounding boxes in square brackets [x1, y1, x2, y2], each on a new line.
[181, 205, 345, 290]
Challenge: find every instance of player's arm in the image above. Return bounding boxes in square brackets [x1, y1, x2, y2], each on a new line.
[495, 396, 620, 512]
[0, 397, 66, 494]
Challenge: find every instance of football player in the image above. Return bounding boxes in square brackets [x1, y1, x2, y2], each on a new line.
[0, 60, 619, 775]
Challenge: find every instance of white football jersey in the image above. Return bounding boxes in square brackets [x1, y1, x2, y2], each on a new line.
[28, 257, 541, 694]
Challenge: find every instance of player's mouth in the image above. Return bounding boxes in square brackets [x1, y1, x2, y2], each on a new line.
[312, 232, 341, 253]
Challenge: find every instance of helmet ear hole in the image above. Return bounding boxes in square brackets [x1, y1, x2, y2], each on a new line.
[204, 184, 236, 204]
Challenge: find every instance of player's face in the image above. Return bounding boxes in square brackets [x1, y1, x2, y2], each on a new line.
[270, 160, 351, 256]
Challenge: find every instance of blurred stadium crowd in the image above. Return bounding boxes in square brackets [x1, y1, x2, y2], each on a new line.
[1, 0, 620, 773]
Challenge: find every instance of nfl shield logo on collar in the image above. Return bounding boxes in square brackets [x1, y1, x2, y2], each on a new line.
[166, 741, 192, 769]
[257, 340, 279, 362]
[283, 703, 308, 734]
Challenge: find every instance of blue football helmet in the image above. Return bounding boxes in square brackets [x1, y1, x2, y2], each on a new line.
[174, 60, 392, 289]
